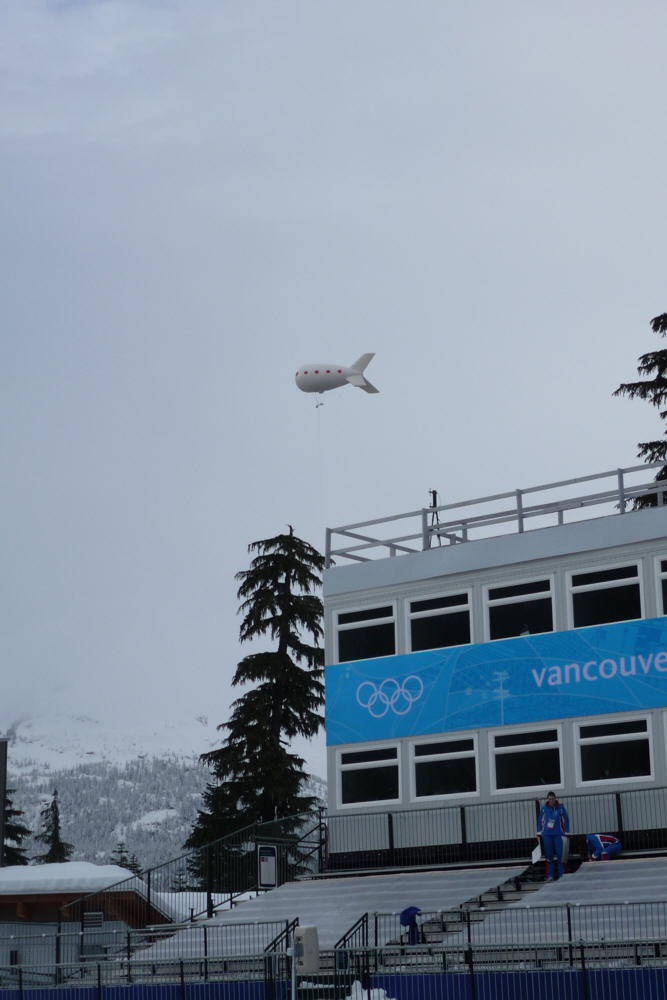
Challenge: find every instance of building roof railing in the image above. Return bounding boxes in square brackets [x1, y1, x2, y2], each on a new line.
[325, 461, 667, 567]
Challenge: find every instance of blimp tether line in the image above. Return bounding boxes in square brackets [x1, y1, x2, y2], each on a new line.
[295, 353, 379, 400]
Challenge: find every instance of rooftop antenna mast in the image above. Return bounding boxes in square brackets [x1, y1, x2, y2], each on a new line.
[429, 489, 442, 547]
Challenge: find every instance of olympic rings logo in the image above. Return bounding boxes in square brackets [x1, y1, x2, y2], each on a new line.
[356, 676, 424, 718]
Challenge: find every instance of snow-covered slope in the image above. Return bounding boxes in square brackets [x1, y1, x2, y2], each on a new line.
[2, 713, 326, 873]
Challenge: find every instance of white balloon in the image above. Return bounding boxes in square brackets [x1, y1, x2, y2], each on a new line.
[295, 353, 379, 395]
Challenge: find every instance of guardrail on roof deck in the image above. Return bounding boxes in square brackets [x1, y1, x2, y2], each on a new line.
[325, 461, 667, 566]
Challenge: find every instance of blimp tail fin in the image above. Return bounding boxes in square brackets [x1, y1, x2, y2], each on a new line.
[347, 353, 379, 393]
[351, 353, 375, 372]
[347, 373, 379, 393]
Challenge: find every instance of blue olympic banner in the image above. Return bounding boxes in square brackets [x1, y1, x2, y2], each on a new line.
[325, 617, 667, 745]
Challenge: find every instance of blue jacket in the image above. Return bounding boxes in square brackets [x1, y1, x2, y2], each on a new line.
[586, 833, 621, 858]
[537, 801, 570, 835]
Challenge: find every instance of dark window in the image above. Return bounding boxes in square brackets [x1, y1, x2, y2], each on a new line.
[580, 720, 647, 739]
[411, 595, 468, 613]
[495, 729, 558, 748]
[489, 581, 551, 600]
[414, 739, 474, 756]
[338, 606, 393, 625]
[661, 559, 667, 573]
[338, 623, 395, 662]
[580, 741, 650, 782]
[341, 748, 397, 765]
[411, 611, 470, 651]
[341, 766, 399, 804]
[415, 758, 476, 797]
[572, 566, 637, 587]
[572, 585, 641, 627]
[489, 599, 553, 639]
[662, 578, 667, 614]
[495, 748, 560, 790]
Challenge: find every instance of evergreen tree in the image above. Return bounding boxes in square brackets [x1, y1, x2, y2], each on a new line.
[110, 841, 131, 869]
[33, 789, 74, 863]
[186, 528, 324, 854]
[614, 312, 667, 504]
[127, 854, 143, 876]
[2, 788, 31, 866]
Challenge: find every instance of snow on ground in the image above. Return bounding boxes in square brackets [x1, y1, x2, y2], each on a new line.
[0, 862, 140, 894]
[131, 809, 180, 831]
[4, 712, 222, 771]
[345, 985, 396, 1000]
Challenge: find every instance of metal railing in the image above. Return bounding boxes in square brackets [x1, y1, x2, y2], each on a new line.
[325, 461, 667, 565]
[5, 926, 667, 992]
[326, 785, 667, 870]
[0, 918, 291, 969]
[368, 900, 667, 950]
[60, 809, 326, 930]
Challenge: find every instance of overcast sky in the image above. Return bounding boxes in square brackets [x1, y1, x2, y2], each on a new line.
[2, 0, 666, 780]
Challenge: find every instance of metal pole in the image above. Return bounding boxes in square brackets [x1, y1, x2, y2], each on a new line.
[0, 739, 8, 867]
[516, 490, 524, 533]
[617, 469, 626, 513]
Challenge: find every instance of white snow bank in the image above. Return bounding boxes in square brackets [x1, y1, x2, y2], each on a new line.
[344, 983, 397, 1000]
[0, 862, 143, 894]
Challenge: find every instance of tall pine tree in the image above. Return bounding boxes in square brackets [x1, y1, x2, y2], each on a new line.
[615, 312, 667, 504]
[34, 789, 74, 863]
[2, 789, 31, 866]
[186, 528, 324, 850]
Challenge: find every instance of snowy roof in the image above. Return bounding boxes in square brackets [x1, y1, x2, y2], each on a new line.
[0, 862, 141, 895]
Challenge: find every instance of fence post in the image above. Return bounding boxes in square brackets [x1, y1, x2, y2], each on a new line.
[464, 944, 476, 1000]
[566, 904, 573, 967]
[579, 941, 590, 1000]
[615, 792, 624, 837]
[146, 868, 151, 927]
[55, 910, 62, 984]
[617, 469, 626, 513]
[318, 806, 325, 873]
[516, 490, 524, 533]
[421, 508, 430, 550]
[387, 813, 395, 866]
[460, 806, 468, 862]
[206, 847, 214, 919]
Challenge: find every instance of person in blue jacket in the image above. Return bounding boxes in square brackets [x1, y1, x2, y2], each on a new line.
[586, 833, 621, 860]
[537, 790, 570, 880]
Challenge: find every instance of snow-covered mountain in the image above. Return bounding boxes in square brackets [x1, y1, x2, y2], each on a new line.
[2, 713, 326, 872]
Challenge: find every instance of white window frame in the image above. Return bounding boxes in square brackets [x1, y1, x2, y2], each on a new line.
[407, 589, 472, 653]
[655, 556, 667, 617]
[489, 723, 563, 796]
[574, 714, 653, 788]
[483, 575, 555, 643]
[409, 734, 479, 802]
[335, 601, 397, 664]
[566, 562, 643, 630]
[336, 743, 401, 809]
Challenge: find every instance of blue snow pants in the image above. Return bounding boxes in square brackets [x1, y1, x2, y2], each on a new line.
[541, 833, 564, 878]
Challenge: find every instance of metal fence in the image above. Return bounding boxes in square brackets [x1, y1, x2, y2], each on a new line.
[4, 939, 667, 998]
[0, 921, 296, 970]
[325, 461, 667, 565]
[326, 785, 667, 870]
[60, 813, 325, 930]
[368, 900, 667, 949]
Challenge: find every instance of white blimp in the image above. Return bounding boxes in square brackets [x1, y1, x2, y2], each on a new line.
[295, 353, 379, 394]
